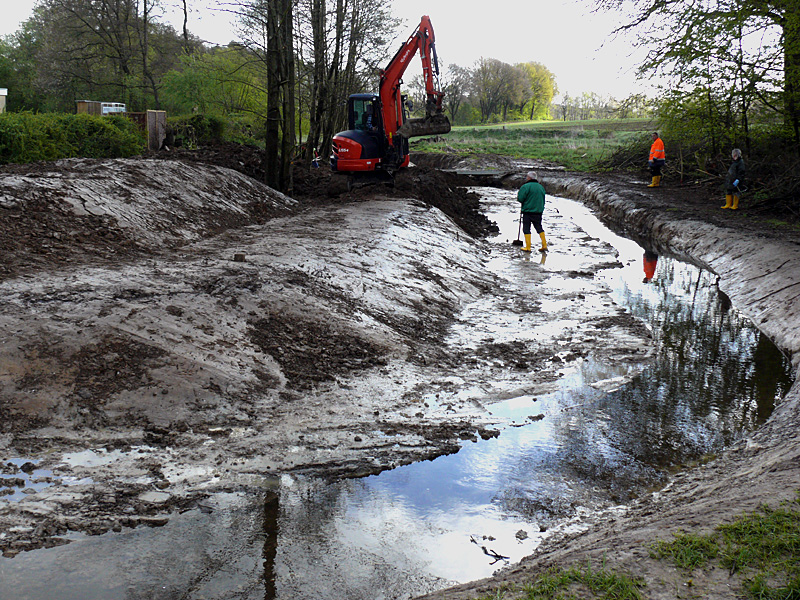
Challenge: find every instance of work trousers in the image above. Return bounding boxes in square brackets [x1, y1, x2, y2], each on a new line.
[649, 159, 665, 176]
[522, 212, 543, 235]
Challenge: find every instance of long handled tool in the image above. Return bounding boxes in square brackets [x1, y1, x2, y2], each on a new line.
[511, 212, 523, 246]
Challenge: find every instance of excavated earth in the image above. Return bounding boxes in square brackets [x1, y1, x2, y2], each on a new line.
[0, 147, 799, 600]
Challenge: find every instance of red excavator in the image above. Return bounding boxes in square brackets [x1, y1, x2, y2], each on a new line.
[330, 15, 451, 187]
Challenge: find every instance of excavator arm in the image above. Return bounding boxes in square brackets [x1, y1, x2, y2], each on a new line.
[379, 15, 451, 144]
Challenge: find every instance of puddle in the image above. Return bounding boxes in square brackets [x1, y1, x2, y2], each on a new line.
[0, 459, 54, 502]
[1, 191, 793, 600]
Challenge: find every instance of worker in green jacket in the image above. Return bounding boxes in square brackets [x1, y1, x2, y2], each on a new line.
[516, 171, 547, 252]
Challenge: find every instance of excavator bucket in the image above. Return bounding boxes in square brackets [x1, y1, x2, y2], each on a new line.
[397, 114, 451, 138]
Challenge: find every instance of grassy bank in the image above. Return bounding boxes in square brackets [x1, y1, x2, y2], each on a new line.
[475, 494, 800, 599]
[410, 118, 656, 172]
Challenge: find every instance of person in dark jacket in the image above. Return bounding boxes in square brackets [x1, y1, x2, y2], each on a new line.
[722, 148, 745, 210]
[516, 171, 547, 252]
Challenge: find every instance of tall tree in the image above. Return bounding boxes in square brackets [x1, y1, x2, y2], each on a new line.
[599, 0, 798, 147]
[518, 61, 557, 120]
[440, 63, 470, 124]
[471, 57, 507, 122]
[18, 0, 186, 111]
[293, 0, 398, 164]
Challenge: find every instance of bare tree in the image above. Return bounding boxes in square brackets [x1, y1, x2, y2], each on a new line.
[471, 57, 506, 121]
[440, 63, 469, 123]
[33, 0, 183, 110]
[297, 0, 398, 163]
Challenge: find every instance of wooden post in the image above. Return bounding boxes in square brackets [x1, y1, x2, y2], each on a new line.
[146, 110, 167, 151]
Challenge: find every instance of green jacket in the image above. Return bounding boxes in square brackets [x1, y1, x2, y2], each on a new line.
[517, 180, 546, 213]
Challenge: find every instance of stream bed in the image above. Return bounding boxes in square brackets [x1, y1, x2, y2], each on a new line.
[0, 190, 793, 600]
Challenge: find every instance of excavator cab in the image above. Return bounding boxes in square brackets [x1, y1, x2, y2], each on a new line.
[330, 94, 409, 176]
[353, 97, 381, 133]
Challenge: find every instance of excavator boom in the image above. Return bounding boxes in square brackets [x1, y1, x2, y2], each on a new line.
[379, 15, 450, 142]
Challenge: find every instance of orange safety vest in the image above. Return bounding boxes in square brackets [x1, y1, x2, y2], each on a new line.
[649, 137, 665, 161]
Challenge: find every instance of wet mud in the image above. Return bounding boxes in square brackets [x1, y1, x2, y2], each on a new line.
[1, 150, 799, 600]
[0, 155, 652, 563]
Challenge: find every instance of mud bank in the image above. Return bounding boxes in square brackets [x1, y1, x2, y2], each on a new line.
[2, 153, 799, 600]
[418, 167, 800, 600]
[0, 158, 653, 563]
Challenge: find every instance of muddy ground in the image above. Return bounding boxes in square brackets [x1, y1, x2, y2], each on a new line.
[1, 146, 799, 599]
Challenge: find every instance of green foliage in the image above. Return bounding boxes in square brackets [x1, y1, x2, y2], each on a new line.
[474, 564, 645, 600]
[221, 114, 265, 146]
[518, 62, 557, 121]
[161, 48, 269, 119]
[650, 495, 800, 599]
[168, 114, 227, 148]
[650, 533, 719, 569]
[0, 113, 145, 164]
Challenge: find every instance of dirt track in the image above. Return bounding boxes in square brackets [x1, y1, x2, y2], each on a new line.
[1, 150, 799, 599]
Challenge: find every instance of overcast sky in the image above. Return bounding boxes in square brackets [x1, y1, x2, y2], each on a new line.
[0, 0, 654, 99]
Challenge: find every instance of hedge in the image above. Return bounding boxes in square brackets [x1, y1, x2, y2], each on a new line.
[0, 112, 145, 165]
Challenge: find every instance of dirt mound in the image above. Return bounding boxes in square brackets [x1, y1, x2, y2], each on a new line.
[150, 144, 500, 239]
[151, 141, 268, 181]
[0, 157, 297, 281]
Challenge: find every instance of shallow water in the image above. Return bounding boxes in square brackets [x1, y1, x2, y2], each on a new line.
[0, 191, 793, 600]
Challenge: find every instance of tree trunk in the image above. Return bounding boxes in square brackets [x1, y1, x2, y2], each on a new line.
[279, 0, 295, 193]
[784, 3, 800, 151]
[264, 0, 281, 189]
[182, 0, 190, 50]
[138, 0, 160, 108]
[319, 0, 348, 155]
[261, 0, 295, 193]
[304, 0, 326, 166]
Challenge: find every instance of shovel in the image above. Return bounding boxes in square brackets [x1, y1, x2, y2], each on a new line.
[511, 212, 523, 246]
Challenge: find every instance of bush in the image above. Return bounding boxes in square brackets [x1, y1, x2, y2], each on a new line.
[0, 112, 145, 164]
[167, 114, 227, 148]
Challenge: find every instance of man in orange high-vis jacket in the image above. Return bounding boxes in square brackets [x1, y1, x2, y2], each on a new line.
[648, 132, 665, 187]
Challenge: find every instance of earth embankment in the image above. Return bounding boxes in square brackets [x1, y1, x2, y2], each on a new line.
[0, 155, 653, 561]
[2, 152, 799, 600]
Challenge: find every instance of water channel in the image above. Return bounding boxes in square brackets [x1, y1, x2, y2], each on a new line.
[0, 190, 794, 600]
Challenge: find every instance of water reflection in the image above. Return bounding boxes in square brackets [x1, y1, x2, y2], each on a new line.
[602, 253, 791, 465]
[643, 250, 658, 283]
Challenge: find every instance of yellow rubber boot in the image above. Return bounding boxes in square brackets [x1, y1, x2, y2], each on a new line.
[721, 195, 732, 209]
[539, 231, 548, 252]
[647, 176, 658, 187]
[731, 195, 739, 210]
[521, 233, 532, 252]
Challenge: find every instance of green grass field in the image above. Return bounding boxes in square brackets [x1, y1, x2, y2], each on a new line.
[410, 118, 656, 172]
